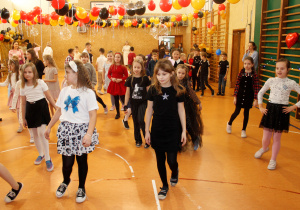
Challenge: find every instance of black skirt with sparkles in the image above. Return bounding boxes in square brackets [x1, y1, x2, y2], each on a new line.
[25, 98, 51, 128]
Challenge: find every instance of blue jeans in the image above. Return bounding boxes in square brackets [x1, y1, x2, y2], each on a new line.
[218, 74, 226, 94]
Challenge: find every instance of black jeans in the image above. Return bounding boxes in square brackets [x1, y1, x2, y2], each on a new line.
[114, 95, 125, 114]
[96, 94, 106, 108]
[131, 103, 147, 144]
[200, 74, 213, 94]
[192, 74, 200, 90]
[154, 150, 178, 188]
[62, 154, 88, 189]
[228, 106, 250, 131]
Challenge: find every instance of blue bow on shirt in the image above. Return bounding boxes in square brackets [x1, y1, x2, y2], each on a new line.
[64, 95, 80, 113]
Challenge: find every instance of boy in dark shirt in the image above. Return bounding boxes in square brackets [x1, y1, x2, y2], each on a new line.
[191, 48, 201, 91]
[147, 52, 158, 78]
[217, 52, 229, 96]
[198, 52, 214, 96]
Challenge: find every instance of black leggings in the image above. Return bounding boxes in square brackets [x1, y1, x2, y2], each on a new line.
[131, 103, 147, 144]
[96, 94, 106, 108]
[62, 154, 88, 189]
[192, 74, 200, 90]
[228, 106, 250, 131]
[114, 95, 125, 114]
[154, 150, 178, 188]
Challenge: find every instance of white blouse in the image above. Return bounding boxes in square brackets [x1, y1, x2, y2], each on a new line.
[0, 72, 17, 89]
[258, 77, 300, 107]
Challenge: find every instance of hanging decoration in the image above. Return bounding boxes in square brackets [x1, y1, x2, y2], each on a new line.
[286, 32, 299, 49]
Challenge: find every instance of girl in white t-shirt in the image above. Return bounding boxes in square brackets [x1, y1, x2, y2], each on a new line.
[0, 58, 21, 132]
[20, 63, 57, 172]
[45, 60, 99, 203]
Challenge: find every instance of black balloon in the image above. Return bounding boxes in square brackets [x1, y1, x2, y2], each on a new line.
[213, 0, 226, 3]
[7, 27, 11, 32]
[126, 9, 136, 16]
[163, 16, 170, 22]
[173, 22, 177, 27]
[192, 27, 197, 31]
[107, 20, 111, 27]
[1, 8, 10, 19]
[151, 23, 154, 28]
[55, 1, 70, 16]
[120, 20, 124, 26]
[97, 21, 103, 26]
[142, 23, 145, 28]
[73, 15, 78, 22]
[66, 6, 76, 18]
[137, 18, 142, 24]
[99, 8, 109, 19]
[135, 6, 146, 15]
[178, 21, 183, 26]
[146, 20, 150, 25]
[160, 18, 165, 24]
[198, 11, 203, 18]
[1, 30, 5, 35]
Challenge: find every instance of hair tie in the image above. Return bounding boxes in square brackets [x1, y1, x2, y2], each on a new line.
[69, 61, 78, 72]
[115, 52, 122, 56]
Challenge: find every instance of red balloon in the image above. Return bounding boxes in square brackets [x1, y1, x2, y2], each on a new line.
[109, 6, 118, 16]
[20, 11, 27, 20]
[176, 14, 182, 22]
[52, 0, 65, 10]
[0, 34, 4, 41]
[132, 19, 138, 26]
[14, 20, 19, 24]
[286, 32, 299, 49]
[82, 13, 90, 24]
[218, 4, 225, 11]
[31, 20, 37, 25]
[65, 16, 73, 24]
[50, 11, 59, 20]
[178, 0, 191, 7]
[159, 0, 172, 12]
[44, 14, 50, 22]
[193, 13, 198, 19]
[91, 7, 100, 17]
[148, 0, 156, 11]
[2, 19, 7, 23]
[206, 22, 213, 28]
[37, 15, 45, 24]
[25, 20, 30, 26]
[118, 5, 126, 16]
[26, 12, 34, 21]
[33, 6, 42, 16]
[44, 20, 50, 25]
[116, 20, 120, 26]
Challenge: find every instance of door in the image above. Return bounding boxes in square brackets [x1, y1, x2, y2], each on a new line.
[174, 35, 183, 48]
[231, 29, 245, 88]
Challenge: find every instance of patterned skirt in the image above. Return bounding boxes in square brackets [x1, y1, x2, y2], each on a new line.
[57, 121, 99, 156]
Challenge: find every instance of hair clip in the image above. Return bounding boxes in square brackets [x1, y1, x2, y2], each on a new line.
[69, 61, 78, 72]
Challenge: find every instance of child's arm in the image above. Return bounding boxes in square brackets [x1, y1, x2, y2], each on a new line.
[21, 96, 27, 128]
[44, 74, 58, 83]
[258, 79, 271, 115]
[233, 71, 243, 104]
[91, 65, 97, 87]
[283, 82, 300, 114]
[208, 67, 210, 79]
[82, 109, 97, 147]
[224, 66, 229, 80]
[45, 108, 62, 140]
[145, 100, 153, 145]
[252, 72, 260, 107]
[11, 82, 21, 112]
[102, 65, 106, 83]
[44, 90, 58, 109]
[124, 87, 131, 111]
[0, 76, 9, 87]
[197, 66, 201, 77]
[178, 102, 187, 146]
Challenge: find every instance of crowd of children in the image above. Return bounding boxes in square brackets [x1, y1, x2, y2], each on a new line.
[1, 41, 300, 204]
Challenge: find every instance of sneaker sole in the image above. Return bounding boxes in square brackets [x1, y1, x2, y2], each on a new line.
[4, 183, 23, 203]
[254, 148, 269, 159]
[76, 196, 87, 203]
[158, 195, 167, 200]
[47, 165, 54, 172]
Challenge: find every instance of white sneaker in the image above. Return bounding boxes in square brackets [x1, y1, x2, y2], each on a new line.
[267, 160, 276, 170]
[98, 90, 104, 95]
[254, 147, 269, 159]
[121, 105, 124, 111]
[76, 188, 86, 203]
[30, 138, 34, 143]
[110, 106, 115, 111]
[226, 122, 232, 134]
[241, 130, 247, 138]
[104, 90, 107, 94]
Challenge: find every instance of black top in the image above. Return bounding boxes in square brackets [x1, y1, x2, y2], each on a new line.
[147, 85, 184, 152]
[27, 43, 33, 49]
[218, 60, 229, 75]
[200, 60, 210, 75]
[35, 59, 45, 79]
[148, 60, 158, 77]
[192, 56, 201, 74]
[236, 72, 255, 109]
[174, 60, 184, 69]
[125, 75, 151, 105]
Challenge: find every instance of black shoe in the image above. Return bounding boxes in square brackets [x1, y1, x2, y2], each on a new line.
[221, 93, 225, 96]
[56, 182, 69, 198]
[217, 92, 221, 95]
[115, 113, 120, 119]
[76, 188, 86, 203]
[211, 90, 215, 96]
[200, 93, 204, 97]
[170, 169, 179, 186]
[158, 186, 169, 200]
[144, 143, 150, 149]
[122, 118, 129, 129]
[136, 142, 141, 148]
[196, 89, 200, 92]
[0, 118, 2, 121]
[5, 182, 23, 203]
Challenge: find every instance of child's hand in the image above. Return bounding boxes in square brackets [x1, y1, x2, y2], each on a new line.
[11, 109, 16, 113]
[282, 105, 296, 114]
[233, 97, 237, 105]
[259, 107, 268, 115]
[253, 100, 258, 107]
[23, 120, 27, 128]
[112, 78, 116, 82]
[82, 134, 92, 147]
[199, 104, 202, 111]
[224, 75, 227, 80]
[181, 132, 187, 146]
[44, 128, 51, 140]
[145, 131, 151, 145]
[197, 73, 199, 77]
[192, 66, 195, 69]
[208, 75, 210, 79]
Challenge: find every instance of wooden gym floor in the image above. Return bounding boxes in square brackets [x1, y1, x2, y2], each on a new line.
[0, 71, 300, 210]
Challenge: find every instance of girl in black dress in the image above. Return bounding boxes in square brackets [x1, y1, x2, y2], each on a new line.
[176, 64, 203, 150]
[226, 57, 259, 138]
[145, 59, 186, 200]
[26, 48, 45, 79]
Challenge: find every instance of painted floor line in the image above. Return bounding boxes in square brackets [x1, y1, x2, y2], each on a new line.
[152, 180, 161, 210]
[180, 186, 202, 209]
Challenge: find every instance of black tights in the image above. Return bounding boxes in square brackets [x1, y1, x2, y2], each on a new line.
[96, 94, 106, 108]
[62, 154, 88, 189]
[228, 106, 250, 131]
[154, 150, 178, 188]
[114, 95, 125, 114]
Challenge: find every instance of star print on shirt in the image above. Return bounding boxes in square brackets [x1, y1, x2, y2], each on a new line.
[162, 93, 169, 100]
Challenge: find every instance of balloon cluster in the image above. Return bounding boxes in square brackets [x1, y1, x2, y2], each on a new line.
[218, 4, 226, 20]
[0, 27, 23, 42]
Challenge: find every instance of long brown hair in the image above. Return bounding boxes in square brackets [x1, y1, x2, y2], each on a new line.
[8, 57, 20, 85]
[243, 56, 255, 72]
[152, 59, 185, 96]
[176, 64, 189, 80]
[113, 52, 124, 65]
[26, 48, 38, 64]
[21, 63, 39, 88]
[65, 60, 93, 90]
[43, 54, 57, 68]
[130, 59, 146, 87]
[11, 41, 19, 50]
